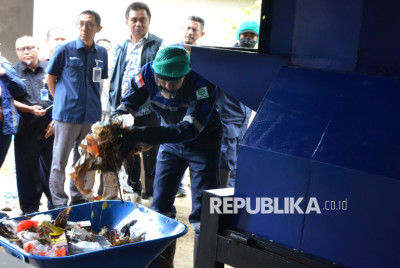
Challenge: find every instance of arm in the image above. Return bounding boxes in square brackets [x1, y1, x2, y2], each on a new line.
[123, 80, 219, 146]
[13, 100, 45, 116]
[46, 74, 58, 97]
[0, 59, 27, 98]
[116, 68, 150, 116]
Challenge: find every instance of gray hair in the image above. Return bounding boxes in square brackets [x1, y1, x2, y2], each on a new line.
[15, 35, 38, 49]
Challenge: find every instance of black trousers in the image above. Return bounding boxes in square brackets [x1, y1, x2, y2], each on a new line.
[14, 131, 53, 213]
[127, 112, 160, 196]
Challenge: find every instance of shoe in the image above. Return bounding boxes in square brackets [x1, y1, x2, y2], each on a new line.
[21, 210, 39, 215]
[148, 196, 153, 207]
[1, 206, 12, 212]
[69, 199, 87, 206]
[132, 192, 142, 204]
[176, 188, 187, 198]
[142, 192, 152, 200]
[125, 192, 142, 204]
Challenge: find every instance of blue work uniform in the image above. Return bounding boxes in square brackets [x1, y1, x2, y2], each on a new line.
[46, 38, 108, 206]
[0, 59, 26, 167]
[47, 37, 108, 124]
[217, 91, 252, 186]
[118, 62, 222, 232]
[14, 60, 53, 213]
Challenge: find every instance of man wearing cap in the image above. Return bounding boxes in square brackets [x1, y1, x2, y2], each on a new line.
[115, 46, 221, 265]
[217, 20, 258, 188]
[234, 20, 260, 48]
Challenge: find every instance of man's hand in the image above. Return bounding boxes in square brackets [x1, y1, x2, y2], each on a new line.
[31, 105, 46, 116]
[44, 120, 54, 139]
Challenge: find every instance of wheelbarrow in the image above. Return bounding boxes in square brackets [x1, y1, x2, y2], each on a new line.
[0, 201, 187, 268]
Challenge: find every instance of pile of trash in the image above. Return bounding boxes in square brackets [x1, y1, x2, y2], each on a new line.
[0, 207, 145, 257]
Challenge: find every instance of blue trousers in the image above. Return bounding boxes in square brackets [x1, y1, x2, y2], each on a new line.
[152, 143, 220, 233]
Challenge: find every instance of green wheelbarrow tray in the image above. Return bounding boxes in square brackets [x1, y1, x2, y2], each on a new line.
[0, 201, 188, 267]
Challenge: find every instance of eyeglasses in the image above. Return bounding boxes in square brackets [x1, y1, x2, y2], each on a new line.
[77, 22, 97, 29]
[16, 46, 36, 52]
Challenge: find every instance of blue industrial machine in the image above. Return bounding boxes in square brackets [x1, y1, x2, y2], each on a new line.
[193, 0, 400, 267]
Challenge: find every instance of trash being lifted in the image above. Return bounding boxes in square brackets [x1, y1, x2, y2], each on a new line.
[70, 115, 152, 201]
[0, 206, 144, 258]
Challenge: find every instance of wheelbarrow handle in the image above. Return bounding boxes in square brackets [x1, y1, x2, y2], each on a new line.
[0, 235, 26, 262]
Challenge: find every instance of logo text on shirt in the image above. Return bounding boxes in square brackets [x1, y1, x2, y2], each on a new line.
[196, 87, 209, 100]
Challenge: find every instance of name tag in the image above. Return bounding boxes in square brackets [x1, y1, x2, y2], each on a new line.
[41, 88, 49, 101]
[93, 67, 102, 83]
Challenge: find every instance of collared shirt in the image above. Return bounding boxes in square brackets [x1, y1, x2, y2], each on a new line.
[121, 32, 149, 96]
[14, 61, 52, 108]
[46, 37, 108, 124]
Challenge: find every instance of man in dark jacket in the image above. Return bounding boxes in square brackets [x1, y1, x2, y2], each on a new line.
[108, 2, 163, 203]
[13, 36, 54, 214]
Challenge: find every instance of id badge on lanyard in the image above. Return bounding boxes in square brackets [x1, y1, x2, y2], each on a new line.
[93, 60, 102, 83]
[41, 88, 49, 101]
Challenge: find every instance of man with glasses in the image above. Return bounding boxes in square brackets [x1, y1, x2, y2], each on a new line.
[109, 2, 164, 204]
[13, 35, 54, 214]
[45, 10, 108, 208]
[115, 46, 221, 266]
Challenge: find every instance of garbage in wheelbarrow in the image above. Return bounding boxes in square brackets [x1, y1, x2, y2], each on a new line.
[0, 201, 187, 268]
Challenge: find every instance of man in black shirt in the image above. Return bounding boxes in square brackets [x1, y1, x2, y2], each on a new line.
[14, 35, 54, 214]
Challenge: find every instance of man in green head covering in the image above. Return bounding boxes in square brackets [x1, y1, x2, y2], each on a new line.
[114, 46, 222, 266]
[235, 20, 260, 48]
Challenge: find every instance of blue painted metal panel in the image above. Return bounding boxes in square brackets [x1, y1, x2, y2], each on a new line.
[303, 163, 400, 267]
[246, 66, 400, 179]
[356, 0, 400, 75]
[190, 46, 288, 111]
[291, 0, 364, 71]
[232, 147, 311, 248]
[267, 0, 296, 55]
[232, 66, 400, 266]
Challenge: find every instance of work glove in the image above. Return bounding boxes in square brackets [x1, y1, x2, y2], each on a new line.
[118, 127, 140, 159]
[117, 126, 153, 159]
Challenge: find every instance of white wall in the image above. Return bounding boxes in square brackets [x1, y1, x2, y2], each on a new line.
[33, 0, 260, 48]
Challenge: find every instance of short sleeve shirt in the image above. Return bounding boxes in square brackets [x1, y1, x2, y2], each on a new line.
[46, 37, 108, 124]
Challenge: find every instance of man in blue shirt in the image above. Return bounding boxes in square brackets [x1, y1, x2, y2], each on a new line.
[46, 10, 108, 208]
[115, 46, 221, 265]
[0, 53, 26, 169]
